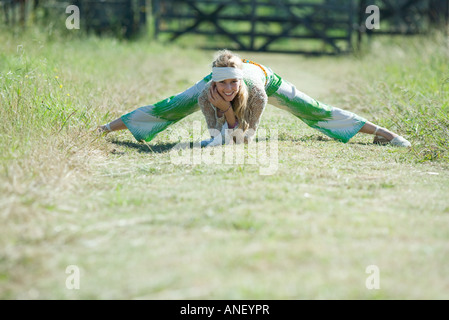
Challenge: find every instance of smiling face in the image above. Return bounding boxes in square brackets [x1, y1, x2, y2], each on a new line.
[215, 78, 241, 102]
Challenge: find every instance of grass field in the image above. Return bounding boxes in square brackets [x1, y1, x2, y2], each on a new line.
[1, 25, 448, 300]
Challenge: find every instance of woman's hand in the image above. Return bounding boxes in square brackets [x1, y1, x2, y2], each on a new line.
[208, 83, 231, 111]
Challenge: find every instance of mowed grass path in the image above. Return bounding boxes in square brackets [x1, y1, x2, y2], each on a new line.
[1, 29, 448, 299]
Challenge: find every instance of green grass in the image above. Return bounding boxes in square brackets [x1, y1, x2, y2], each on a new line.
[0, 25, 448, 299]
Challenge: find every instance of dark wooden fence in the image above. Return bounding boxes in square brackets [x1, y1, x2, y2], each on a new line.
[152, 0, 357, 55]
[2, 0, 448, 53]
[153, 0, 448, 54]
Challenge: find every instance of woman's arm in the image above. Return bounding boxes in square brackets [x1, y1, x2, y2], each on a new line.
[198, 87, 218, 135]
[223, 106, 238, 129]
[244, 83, 268, 142]
[208, 83, 237, 128]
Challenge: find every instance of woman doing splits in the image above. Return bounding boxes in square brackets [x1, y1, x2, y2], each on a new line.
[99, 50, 411, 148]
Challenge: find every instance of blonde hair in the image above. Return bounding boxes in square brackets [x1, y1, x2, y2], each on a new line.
[212, 50, 249, 130]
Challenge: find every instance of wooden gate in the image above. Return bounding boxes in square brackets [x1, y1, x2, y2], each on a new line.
[152, 0, 357, 55]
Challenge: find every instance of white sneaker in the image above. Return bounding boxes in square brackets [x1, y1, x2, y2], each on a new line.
[389, 136, 411, 147]
[200, 123, 230, 148]
[97, 125, 110, 136]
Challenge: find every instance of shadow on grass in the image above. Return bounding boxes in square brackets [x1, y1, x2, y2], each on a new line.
[277, 134, 333, 143]
[111, 139, 198, 154]
[110, 135, 379, 154]
[279, 134, 385, 147]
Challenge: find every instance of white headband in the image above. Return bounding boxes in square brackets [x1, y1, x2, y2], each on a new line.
[212, 67, 243, 82]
